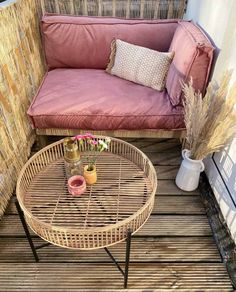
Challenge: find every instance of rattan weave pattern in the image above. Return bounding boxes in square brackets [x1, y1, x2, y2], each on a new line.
[16, 137, 157, 250]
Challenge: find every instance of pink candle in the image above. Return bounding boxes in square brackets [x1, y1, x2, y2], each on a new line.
[68, 175, 86, 196]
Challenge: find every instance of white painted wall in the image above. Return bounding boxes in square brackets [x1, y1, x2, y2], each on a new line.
[185, 0, 236, 242]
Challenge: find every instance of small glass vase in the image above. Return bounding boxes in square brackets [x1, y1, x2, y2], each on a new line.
[83, 165, 97, 185]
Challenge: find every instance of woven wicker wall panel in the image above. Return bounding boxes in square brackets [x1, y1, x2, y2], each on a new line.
[0, 0, 45, 217]
[40, 0, 187, 19]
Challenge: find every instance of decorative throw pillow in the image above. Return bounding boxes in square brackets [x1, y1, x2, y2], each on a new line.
[106, 39, 174, 91]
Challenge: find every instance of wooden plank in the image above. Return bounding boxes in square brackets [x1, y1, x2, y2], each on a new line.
[153, 196, 206, 215]
[5, 200, 15, 215]
[0, 237, 221, 263]
[157, 180, 200, 195]
[0, 215, 212, 237]
[155, 165, 179, 179]
[6, 194, 205, 215]
[126, 138, 182, 152]
[146, 151, 181, 166]
[0, 263, 232, 290]
[137, 215, 212, 236]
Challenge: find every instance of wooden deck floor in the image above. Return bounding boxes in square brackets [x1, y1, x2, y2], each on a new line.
[0, 138, 233, 291]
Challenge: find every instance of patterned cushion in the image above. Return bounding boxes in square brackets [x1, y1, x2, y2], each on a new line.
[106, 39, 174, 91]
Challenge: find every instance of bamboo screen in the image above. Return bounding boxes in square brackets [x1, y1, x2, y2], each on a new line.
[0, 0, 45, 217]
[39, 0, 187, 19]
[0, 0, 186, 218]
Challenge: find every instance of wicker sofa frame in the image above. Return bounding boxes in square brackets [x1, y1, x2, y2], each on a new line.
[36, 129, 186, 148]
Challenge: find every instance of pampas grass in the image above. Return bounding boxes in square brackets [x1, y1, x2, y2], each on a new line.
[183, 71, 236, 160]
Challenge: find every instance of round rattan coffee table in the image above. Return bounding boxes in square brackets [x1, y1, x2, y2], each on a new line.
[16, 136, 157, 287]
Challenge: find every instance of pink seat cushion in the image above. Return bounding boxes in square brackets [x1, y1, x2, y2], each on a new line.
[28, 69, 184, 131]
[166, 21, 214, 106]
[42, 14, 178, 69]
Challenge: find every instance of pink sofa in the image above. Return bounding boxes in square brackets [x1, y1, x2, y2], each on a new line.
[28, 14, 214, 138]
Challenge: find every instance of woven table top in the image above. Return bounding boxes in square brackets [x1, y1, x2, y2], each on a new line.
[17, 137, 157, 249]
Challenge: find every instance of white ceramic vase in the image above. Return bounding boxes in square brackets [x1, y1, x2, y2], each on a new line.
[175, 149, 205, 192]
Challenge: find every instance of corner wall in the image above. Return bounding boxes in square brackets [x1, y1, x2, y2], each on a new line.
[0, 0, 45, 217]
[185, 0, 236, 242]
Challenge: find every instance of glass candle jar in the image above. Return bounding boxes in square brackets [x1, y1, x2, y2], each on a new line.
[68, 175, 86, 196]
[63, 137, 82, 179]
[64, 159, 83, 179]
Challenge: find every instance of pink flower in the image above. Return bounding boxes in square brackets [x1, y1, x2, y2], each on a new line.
[90, 140, 98, 145]
[75, 134, 85, 140]
[87, 139, 98, 145]
[84, 133, 95, 139]
[73, 133, 96, 142]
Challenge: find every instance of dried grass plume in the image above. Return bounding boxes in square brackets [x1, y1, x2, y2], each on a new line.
[183, 71, 236, 160]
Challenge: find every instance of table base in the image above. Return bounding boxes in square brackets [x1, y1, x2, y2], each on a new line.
[15, 199, 132, 289]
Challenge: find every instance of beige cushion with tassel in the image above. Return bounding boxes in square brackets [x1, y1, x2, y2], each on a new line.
[106, 39, 174, 91]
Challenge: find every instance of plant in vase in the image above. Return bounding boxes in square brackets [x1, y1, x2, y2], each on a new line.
[74, 133, 111, 185]
[176, 71, 236, 191]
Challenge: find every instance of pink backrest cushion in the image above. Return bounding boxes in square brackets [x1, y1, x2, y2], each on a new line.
[41, 14, 178, 69]
[166, 21, 214, 106]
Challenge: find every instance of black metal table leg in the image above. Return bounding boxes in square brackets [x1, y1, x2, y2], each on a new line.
[103, 229, 132, 288]
[15, 199, 39, 262]
[124, 228, 132, 288]
[104, 247, 125, 276]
